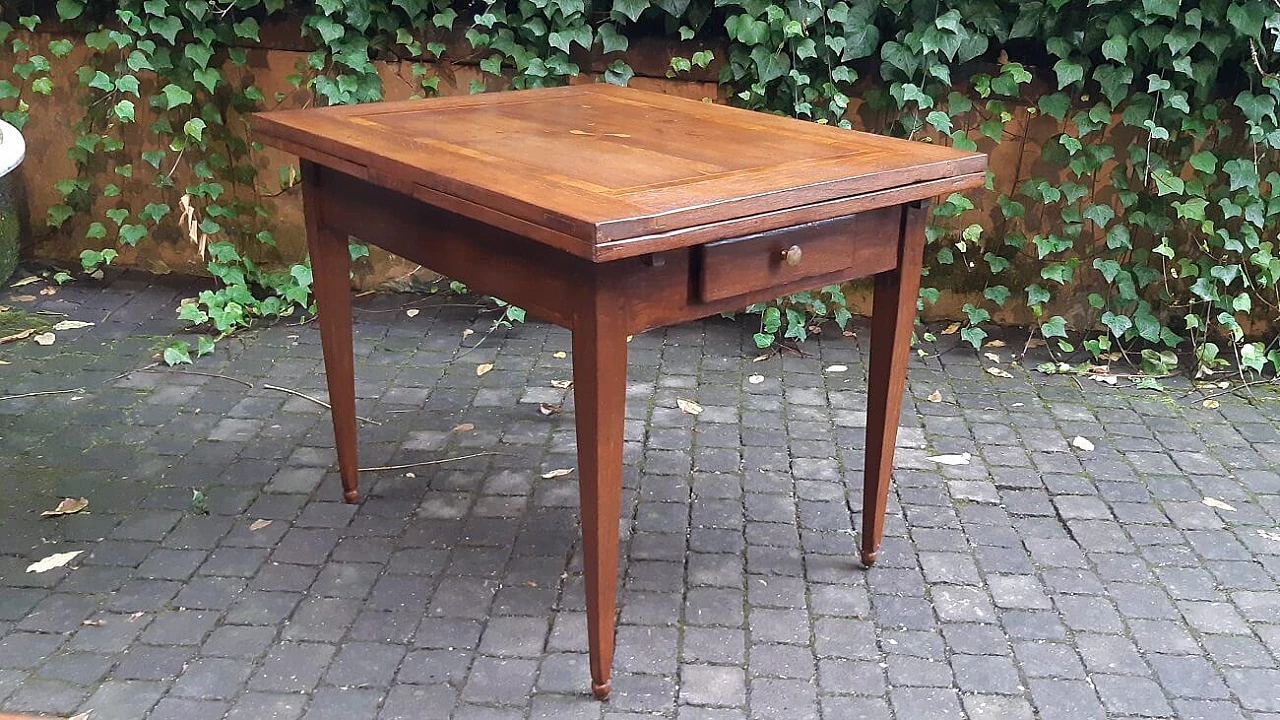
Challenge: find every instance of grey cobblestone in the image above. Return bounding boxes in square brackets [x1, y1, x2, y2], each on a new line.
[3, 274, 1280, 718]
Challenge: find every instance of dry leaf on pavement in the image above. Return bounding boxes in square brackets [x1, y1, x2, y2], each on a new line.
[539, 403, 561, 416]
[985, 340, 1007, 348]
[249, 519, 273, 531]
[983, 352, 1001, 363]
[33, 332, 56, 346]
[51, 320, 94, 331]
[1202, 399, 1220, 409]
[9, 276, 40, 288]
[551, 380, 573, 389]
[0, 328, 33, 344]
[1071, 436, 1095, 452]
[941, 322, 961, 335]
[541, 468, 574, 479]
[475, 363, 493, 377]
[927, 390, 943, 403]
[825, 364, 848, 373]
[748, 375, 764, 384]
[985, 367, 1013, 378]
[26, 550, 83, 573]
[1202, 497, 1237, 512]
[552, 351, 567, 359]
[452, 423, 475, 433]
[406, 308, 419, 318]
[676, 398, 703, 415]
[41, 497, 89, 517]
[927, 452, 972, 466]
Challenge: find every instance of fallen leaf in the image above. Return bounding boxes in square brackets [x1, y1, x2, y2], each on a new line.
[983, 352, 1001, 363]
[677, 398, 703, 415]
[752, 354, 770, 362]
[941, 322, 961, 335]
[41, 497, 89, 517]
[842, 330, 855, 337]
[626, 335, 633, 342]
[927, 452, 972, 466]
[452, 423, 474, 433]
[1092, 374, 1118, 385]
[927, 390, 943, 403]
[1011, 402, 1024, 408]
[461, 328, 474, 339]
[10, 294, 36, 302]
[405, 472, 415, 478]
[80, 619, 106, 627]
[476, 363, 493, 377]
[984, 340, 1007, 348]
[10, 276, 40, 287]
[1025, 338, 1046, 348]
[1257, 529, 1280, 543]
[552, 351, 567, 359]
[748, 374, 765, 384]
[0, 328, 33, 343]
[551, 380, 573, 389]
[0, 360, 9, 365]
[128, 612, 144, 620]
[1202, 497, 1237, 512]
[539, 402, 561, 416]
[33, 332, 55, 346]
[825, 364, 848, 373]
[69, 712, 92, 720]
[1202, 399, 1220, 409]
[406, 308, 420, 318]
[51, 320, 94, 331]
[541, 468, 574, 479]
[603, 132, 631, 138]
[985, 367, 1013, 378]
[1071, 436, 1095, 452]
[1087, 364, 1111, 374]
[249, 519, 272, 531]
[26, 550, 83, 573]
[39, 286, 56, 296]
[569, 129, 592, 135]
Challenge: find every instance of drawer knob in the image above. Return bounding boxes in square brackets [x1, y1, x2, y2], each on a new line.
[782, 244, 803, 267]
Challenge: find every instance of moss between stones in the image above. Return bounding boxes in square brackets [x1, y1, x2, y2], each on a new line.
[0, 308, 51, 336]
[0, 209, 16, 284]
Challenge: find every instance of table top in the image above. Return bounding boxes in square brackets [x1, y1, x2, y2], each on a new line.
[253, 84, 985, 260]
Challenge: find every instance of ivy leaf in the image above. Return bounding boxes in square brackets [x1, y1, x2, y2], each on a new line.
[1221, 159, 1259, 191]
[113, 100, 135, 123]
[142, 150, 165, 168]
[1142, 0, 1179, 18]
[611, 0, 648, 22]
[1041, 316, 1068, 338]
[983, 285, 1011, 306]
[164, 342, 193, 366]
[1093, 64, 1133, 107]
[150, 15, 183, 44]
[193, 68, 220, 93]
[598, 22, 628, 53]
[1093, 258, 1123, 283]
[1235, 92, 1276, 124]
[1188, 151, 1217, 174]
[960, 325, 987, 349]
[119, 224, 148, 246]
[1082, 204, 1115, 227]
[160, 83, 193, 108]
[233, 18, 260, 41]
[183, 117, 206, 141]
[1038, 92, 1070, 121]
[56, 0, 84, 20]
[1101, 36, 1127, 62]
[1101, 311, 1133, 337]
[749, 45, 789, 84]
[1052, 59, 1084, 88]
[1040, 262, 1074, 285]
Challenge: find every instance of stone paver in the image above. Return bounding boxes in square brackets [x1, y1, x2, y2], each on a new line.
[1, 269, 1279, 718]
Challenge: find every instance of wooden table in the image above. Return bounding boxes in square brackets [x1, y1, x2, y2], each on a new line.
[253, 85, 985, 700]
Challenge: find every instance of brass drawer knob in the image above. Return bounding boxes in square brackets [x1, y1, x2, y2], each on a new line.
[782, 244, 803, 267]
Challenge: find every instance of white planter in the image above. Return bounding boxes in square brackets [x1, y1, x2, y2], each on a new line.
[0, 118, 25, 283]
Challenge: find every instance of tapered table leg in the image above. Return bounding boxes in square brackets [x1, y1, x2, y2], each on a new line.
[301, 161, 360, 504]
[571, 299, 628, 700]
[861, 202, 928, 566]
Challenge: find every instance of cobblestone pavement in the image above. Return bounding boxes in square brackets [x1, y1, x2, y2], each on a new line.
[2, 270, 1279, 720]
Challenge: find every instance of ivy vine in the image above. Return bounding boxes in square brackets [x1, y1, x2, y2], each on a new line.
[0, 0, 1277, 377]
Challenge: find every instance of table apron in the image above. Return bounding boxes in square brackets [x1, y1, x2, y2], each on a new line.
[310, 164, 912, 337]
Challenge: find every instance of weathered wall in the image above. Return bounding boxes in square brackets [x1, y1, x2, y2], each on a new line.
[12, 30, 1048, 322]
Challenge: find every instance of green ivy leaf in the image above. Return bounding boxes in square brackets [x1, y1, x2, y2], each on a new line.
[1052, 59, 1083, 88]
[55, 0, 84, 20]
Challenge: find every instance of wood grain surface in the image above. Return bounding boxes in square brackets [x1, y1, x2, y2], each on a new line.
[252, 84, 986, 259]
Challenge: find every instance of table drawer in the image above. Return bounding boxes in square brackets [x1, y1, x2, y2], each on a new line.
[697, 210, 900, 303]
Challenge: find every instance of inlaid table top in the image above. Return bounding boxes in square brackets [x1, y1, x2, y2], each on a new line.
[252, 84, 986, 260]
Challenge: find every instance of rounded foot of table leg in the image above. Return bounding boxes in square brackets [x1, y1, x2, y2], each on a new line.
[591, 680, 611, 700]
[343, 488, 360, 504]
[860, 550, 878, 568]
